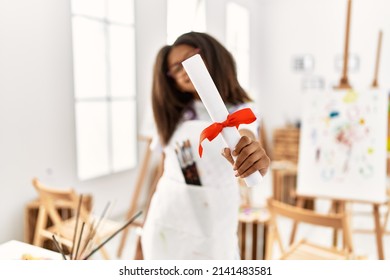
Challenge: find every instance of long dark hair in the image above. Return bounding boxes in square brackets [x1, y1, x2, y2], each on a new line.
[152, 32, 251, 146]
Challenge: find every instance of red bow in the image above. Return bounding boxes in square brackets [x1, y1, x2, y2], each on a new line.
[198, 108, 257, 157]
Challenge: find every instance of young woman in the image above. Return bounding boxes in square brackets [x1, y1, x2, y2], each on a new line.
[141, 32, 270, 259]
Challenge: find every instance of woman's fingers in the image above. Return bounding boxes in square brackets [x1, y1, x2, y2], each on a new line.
[221, 147, 234, 165]
[238, 155, 270, 177]
[221, 135, 271, 178]
[232, 136, 270, 177]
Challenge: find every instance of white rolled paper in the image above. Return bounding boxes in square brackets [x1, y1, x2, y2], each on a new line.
[182, 54, 263, 187]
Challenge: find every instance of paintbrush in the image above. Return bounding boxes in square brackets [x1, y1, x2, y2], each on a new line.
[83, 211, 142, 260]
[70, 194, 83, 260]
[52, 235, 67, 260]
[74, 222, 85, 260]
[78, 201, 111, 259]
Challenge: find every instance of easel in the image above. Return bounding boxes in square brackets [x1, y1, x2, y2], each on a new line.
[352, 28, 390, 243]
[336, 1, 384, 91]
[334, 0, 352, 90]
[290, 0, 388, 259]
[116, 135, 163, 258]
[371, 30, 383, 88]
[290, 195, 387, 260]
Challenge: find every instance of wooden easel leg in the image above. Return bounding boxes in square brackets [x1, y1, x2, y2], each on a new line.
[289, 197, 304, 245]
[373, 204, 385, 260]
[336, 201, 346, 249]
[143, 158, 163, 218]
[382, 199, 390, 232]
[117, 138, 153, 258]
[332, 200, 343, 248]
[343, 203, 354, 253]
[133, 234, 144, 260]
[130, 160, 163, 260]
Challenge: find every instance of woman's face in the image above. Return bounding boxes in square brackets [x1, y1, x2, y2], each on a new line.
[167, 44, 200, 96]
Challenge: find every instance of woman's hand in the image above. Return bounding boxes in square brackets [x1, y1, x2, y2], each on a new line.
[221, 135, 270, 178]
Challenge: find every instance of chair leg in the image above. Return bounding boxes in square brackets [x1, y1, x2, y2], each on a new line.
[289, 197, 305, 245]
[33, 206, 48, 247]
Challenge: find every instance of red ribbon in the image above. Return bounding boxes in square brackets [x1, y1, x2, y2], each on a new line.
[198, 108, 257, 157]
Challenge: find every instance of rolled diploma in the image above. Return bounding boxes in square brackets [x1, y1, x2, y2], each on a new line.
[182, 54, 262, 187]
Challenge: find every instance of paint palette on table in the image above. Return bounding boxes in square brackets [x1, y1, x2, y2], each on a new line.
[0, 240, 62, 260]
[21, 253, 51, 260]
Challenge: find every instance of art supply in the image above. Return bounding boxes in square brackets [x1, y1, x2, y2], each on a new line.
[185, 140, 202, 185]
[78, 218, 95, 259]
[74, 222, 85, 260]
[52, 235, 67, 260]
[84, 211, 142, 260]
[49, 206, 142, 260]
[21, 254, 49, 260]
[70, 194, 83, 260]
[175, 140, 202, 186]
[175, 145, 188, 183]
[182, 54, 262, 187]
[79, 201, 112, 258]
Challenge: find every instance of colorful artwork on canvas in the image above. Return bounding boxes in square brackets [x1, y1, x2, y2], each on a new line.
[297, 89, 388, 203]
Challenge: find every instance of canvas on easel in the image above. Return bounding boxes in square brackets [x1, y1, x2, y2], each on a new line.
[297, 88, 388, 204]
[283, 0, 388, 260]
[297, 0, 388, 205]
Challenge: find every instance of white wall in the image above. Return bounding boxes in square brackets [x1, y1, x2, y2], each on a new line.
[0, 0, 166, 243]
[258, 0, 390, 152]
[205, 0, 266, 117]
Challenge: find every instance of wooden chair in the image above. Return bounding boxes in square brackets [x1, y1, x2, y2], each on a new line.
[32, 178, 121, 259]
[266, 198, 355, 260]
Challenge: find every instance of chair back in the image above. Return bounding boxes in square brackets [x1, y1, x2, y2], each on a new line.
[267, 198, 353, 254]
[32, 178, 124, 260]
[32, 178, 90, 232]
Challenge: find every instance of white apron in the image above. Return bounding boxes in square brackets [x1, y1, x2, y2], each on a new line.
[142, 120, 241, 259]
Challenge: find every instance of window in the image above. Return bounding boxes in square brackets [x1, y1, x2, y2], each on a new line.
[71, 0, 137, 180]
[226, 2, 250, 93]
[167, 0, 206, 44]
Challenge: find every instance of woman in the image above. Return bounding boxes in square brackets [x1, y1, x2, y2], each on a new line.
[141, 32, 270, 259]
